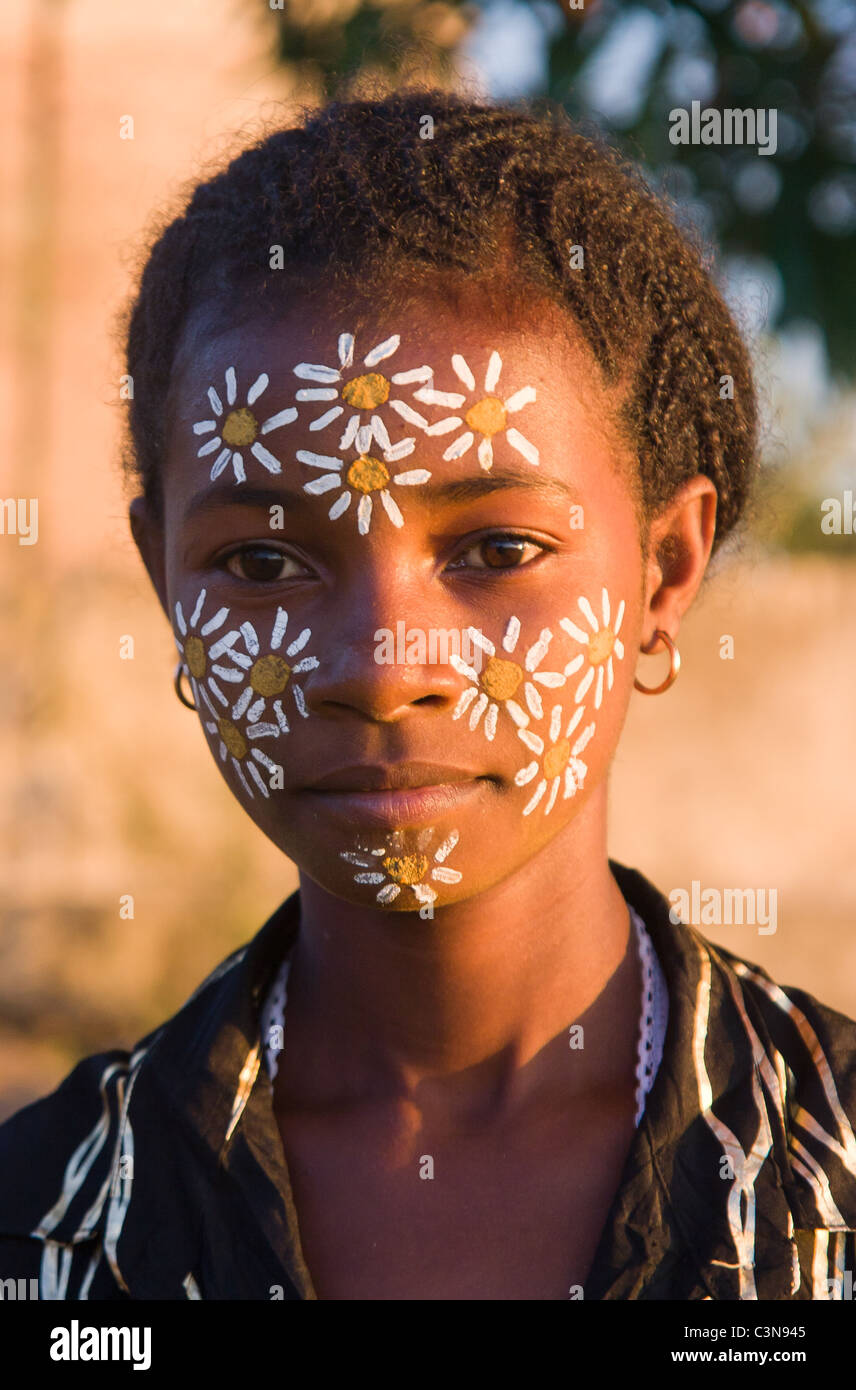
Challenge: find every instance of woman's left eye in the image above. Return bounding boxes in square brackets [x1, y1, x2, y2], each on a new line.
[223, 546, 307, 583]
[448, 535, 549, 571]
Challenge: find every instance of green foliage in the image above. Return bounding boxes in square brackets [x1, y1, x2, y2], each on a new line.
[545, 0, 856, 376]
[266, 0, 475, 97]
[262, 0, 856, 376]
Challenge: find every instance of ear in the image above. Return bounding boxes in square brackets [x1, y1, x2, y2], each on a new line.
[129, 496, 170, 622]
[641, 475, 718, 644]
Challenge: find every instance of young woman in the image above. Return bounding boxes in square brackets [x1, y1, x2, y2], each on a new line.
[0, 91, 853, 1302]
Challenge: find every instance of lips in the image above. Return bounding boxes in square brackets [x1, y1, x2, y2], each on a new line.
[306, 762, 485, 793]
[302, 762, 492, 828]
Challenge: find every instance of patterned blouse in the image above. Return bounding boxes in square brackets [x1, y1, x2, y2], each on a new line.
[0, 861, 854, 1300]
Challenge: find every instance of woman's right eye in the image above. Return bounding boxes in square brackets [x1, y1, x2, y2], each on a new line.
[224, 545, 308, 583]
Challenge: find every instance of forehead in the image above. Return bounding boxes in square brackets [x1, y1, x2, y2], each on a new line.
[162, 291, 632, 512]
[170, 285, 615, 419]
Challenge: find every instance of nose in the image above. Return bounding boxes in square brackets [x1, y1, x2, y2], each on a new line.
[304, 625, 469, 723]
[300, 580, 472, 725]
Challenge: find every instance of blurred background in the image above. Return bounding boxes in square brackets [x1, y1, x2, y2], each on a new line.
[1, 0, 854, 1119]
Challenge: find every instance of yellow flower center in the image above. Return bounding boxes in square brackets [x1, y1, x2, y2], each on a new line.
[465, 396, 507, 437]
[341, 373, 390, 410]
[481, 656, 523, 701]
[250, 655, 291, 697]
[543, 738, 570, 781]
[347, 455, 390, 493]
[184, 635, 206, 679]
[587, 627, 615, 665]
[382, 853, 430, 886]
[218, 718, 248, 760]
[221, 407, 259, 447]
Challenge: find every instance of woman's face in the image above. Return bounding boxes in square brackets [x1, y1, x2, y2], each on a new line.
[143, 291, 650, 915]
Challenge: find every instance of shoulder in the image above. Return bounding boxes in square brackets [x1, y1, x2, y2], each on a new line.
[705, 936, 856, 1158]
[613, 859, 856, 1110]
[0, 1043, 143, 1298]
[701, 937, 856, 1283]
[0, 937, 253, 1299]
[614, 860, 856, 1240]
[703, 934, 856, 1110]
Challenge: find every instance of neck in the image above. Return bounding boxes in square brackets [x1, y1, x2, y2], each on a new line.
[282, 790, 640, 1120]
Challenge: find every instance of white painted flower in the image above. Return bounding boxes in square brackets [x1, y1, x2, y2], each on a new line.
[297, 444, 430, 535]
[560, 588, 626, 710]
[173, 587, 242, 709]
[173, 592, 311, 800]
[294, 331, 433, 453]
[213, 607, 319, 736]
[194, 676, 281, 801]
[515, 704, 596, 816]
[193, 367, 297, 482]
[412, 350, 539, 471]
[341, 828, 462, 907]
[450, 616, 565, 740]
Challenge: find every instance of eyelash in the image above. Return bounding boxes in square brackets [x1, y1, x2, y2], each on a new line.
[219, 532, 555, 583]
[447, 534, 553, 572]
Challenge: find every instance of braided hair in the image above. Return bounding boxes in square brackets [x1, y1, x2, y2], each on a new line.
[120, 89, 758, 552]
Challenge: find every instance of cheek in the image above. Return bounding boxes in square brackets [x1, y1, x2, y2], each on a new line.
[170, 579, 634, 905]
[171, 585, 319, 804]
[337, 585, 632, 909]
[457, 586, 630, 818]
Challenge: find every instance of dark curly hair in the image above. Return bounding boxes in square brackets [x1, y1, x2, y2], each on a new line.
[120, 88, 758, 554]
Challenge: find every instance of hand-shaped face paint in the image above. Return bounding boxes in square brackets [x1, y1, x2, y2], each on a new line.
[449, 616, 566, 740]
[193, 367, 297, 482]
[413, 350, 539, 472]
[515, 704, 596, 816]
[341, 827, 462, 908]
[174, 590, 318, 801]
[560, 589, 626, 711]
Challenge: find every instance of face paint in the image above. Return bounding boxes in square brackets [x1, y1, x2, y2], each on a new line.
[560, 588, 626, 711]
[173, 586, 242, 709]
[175, 591, 318, 802]
[293, 331, 435, 533]
[449, 615, 565, 741]
[293, 331, 434, 452]
[193, 367, 297, 482]
[297, 446, 431, 534]
[218, 607, 319, 735]
[198, 675, 280, 801]
[412, 349, 539, 471]
[341, 827, 462, 908]
[515, 703, 597, 816]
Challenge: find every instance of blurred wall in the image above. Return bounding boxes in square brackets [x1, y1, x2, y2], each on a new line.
[0, 0, 853, 1121]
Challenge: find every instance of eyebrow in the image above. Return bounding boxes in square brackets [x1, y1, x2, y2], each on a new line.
[182, 468, 580, 526]
[415, 471, 580, 505]
[183, 484, 300, 525]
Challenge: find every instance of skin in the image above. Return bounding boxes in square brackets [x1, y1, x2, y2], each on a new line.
[130, 283, 717, 1299]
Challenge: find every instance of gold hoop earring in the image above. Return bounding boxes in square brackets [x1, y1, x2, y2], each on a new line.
[633, 629, 680, 695]
[174, 661, 197, 710]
